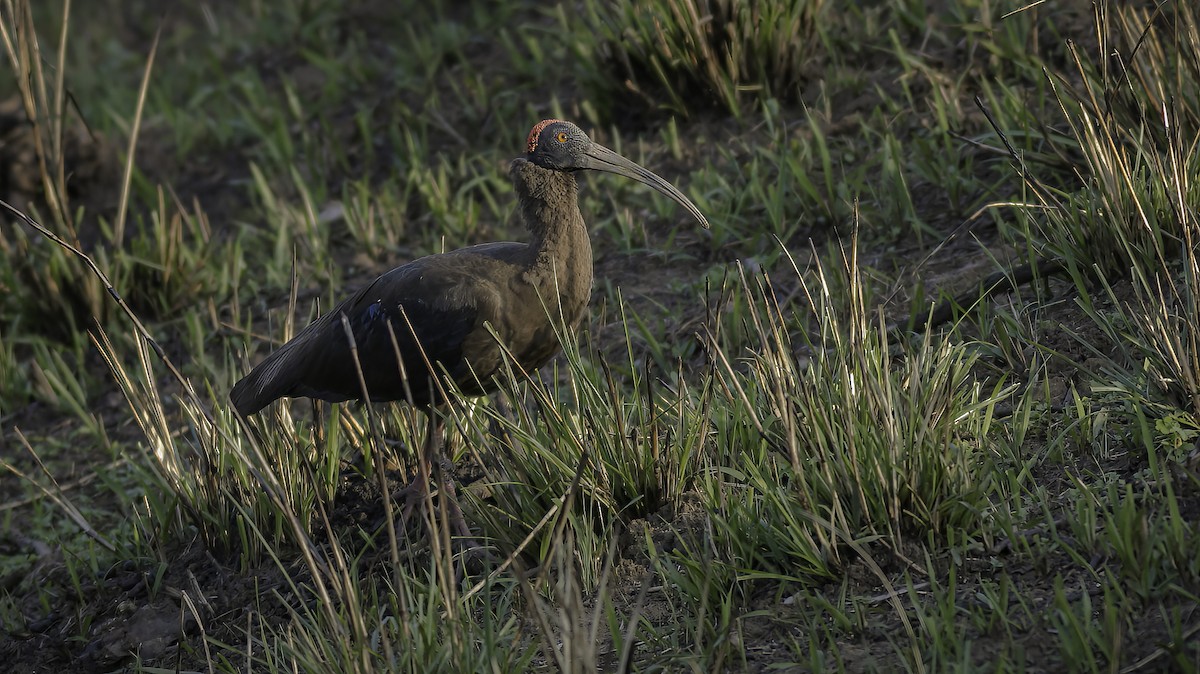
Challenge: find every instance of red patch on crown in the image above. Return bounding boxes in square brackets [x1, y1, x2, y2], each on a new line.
[526, 119, 563, 153]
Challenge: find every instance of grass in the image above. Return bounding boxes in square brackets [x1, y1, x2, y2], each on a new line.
[3, 0, 1200, 672]
[580, 0, 829, 117]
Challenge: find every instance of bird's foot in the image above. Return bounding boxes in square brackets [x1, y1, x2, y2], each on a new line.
[391, 474, 430, 526]
[390, 472, 489, 567]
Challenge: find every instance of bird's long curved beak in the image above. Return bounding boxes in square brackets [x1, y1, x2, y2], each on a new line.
[583, 144, 710, 229]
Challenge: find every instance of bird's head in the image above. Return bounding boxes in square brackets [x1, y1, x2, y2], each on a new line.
[524, 119, 709, 228]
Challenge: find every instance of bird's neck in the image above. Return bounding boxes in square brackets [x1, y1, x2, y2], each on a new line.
[510, 160, 594, 326]
[511, 160, 591, 269]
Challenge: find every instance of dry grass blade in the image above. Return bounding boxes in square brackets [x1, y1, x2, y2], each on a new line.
[113, 21, 160, 244]
[0, 0, 72, 232]
[1120, 619, 1200, 673]
[177, 590, 215, 674]
[2, 428, 115, 552]
[0, 456, 127, 511]
[515, 526, 607, 674]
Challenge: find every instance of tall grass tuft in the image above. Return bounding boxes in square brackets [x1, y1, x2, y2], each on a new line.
[704, 238, 1006, 577]
[1006, 3, 1200, 417]
[1007, 2, 1199, 279]
[578, 0, 828, 117]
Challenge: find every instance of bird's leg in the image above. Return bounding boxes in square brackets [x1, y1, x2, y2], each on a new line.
[425, 409, 492, 576]
[392, 408, 474, 544]
[425, 408, 476, 543]
[311, 399, 325, 449]
[392, 412, 435, 524]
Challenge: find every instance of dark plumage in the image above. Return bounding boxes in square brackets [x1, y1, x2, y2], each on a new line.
[230, 163, 593, 415]
[230, 119, 708, 540]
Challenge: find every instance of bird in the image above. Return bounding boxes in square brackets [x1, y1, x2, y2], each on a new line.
[230, 119, 708, 541]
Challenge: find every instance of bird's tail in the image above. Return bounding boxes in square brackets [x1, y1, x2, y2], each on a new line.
[229, 341, 302, 417]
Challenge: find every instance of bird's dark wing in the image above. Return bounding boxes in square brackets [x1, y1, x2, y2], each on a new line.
[230, 246, 523, 416]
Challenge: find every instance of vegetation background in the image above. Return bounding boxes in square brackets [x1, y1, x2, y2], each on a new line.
[1, 0, 1198, 671]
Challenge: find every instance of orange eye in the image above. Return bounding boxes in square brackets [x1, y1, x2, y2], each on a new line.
[556, 132, 568, 143]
